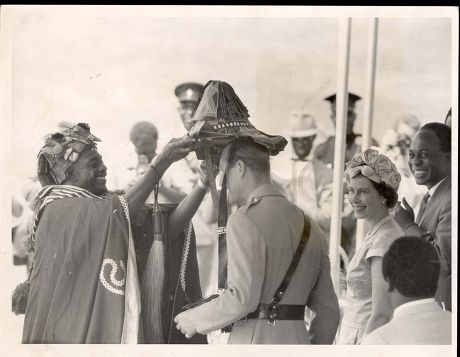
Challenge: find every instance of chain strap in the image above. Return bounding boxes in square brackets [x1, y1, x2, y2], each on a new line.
[179, 221, 193, 304]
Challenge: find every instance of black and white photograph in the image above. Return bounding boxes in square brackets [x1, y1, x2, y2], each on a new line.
[0, 5, 457, 357]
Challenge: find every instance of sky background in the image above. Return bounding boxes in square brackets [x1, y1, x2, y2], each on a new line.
[4, 6, 455, 182]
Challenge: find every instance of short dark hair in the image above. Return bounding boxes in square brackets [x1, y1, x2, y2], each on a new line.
[228, 138, 270, 174]
[371, 181, 398, 208]
[419, 122, 451, 153]
[382, 237, 440, 299]
[129, 121, 158, 143]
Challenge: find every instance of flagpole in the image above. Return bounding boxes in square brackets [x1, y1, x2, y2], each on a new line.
[329, 17, 352, 295]
[356, 17, 379, 250]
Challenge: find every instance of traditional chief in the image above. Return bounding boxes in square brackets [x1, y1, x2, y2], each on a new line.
[15, 122, 207, 343]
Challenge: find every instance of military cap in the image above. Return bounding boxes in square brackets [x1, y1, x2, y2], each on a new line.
[174, 82, 205, 103]
[324, 92, 361, 109]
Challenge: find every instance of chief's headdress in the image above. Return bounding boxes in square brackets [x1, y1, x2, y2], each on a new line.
[188, 80, 287, 158]
[345, 148, 401, 191]
[37, 122, 101, 186]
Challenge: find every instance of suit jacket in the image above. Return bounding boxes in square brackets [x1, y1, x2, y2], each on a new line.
[361, 301, 452, 345]
[405, 176, 452, 311]
[175, 184, 340, 344]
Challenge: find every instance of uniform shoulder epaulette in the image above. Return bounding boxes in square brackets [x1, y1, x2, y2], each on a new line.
[239, 196, 262, 214]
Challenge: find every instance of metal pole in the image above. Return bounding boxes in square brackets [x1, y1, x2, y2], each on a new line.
[356, 17, 379, 250]
[329, 17, 352, 295]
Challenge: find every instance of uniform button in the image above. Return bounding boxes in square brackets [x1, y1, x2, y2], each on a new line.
[168, 294, 174, 301]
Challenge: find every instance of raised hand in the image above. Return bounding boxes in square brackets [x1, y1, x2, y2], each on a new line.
[392, 197, 415, 230]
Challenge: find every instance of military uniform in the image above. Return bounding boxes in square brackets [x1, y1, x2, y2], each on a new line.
[314, 134, 374, 169]
[175, 184, 339, 344]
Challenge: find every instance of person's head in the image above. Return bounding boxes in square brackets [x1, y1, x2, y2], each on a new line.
[382, 236, 440, 303]
[345, 149, 400, 221]
[63, 148, 107, 195]
[445, 108, 452, 128]
[325, 92, 361, 134]
[290, 112, 318, 160]
[174, 82, 204, 131]
[222, 138, 271, 206]
[37, 122, 108, 195]
[393, 115, 421, 155]
[409, 122, 451, 189]
[129, 121, 158, 161]
[394, 114, 421, 138]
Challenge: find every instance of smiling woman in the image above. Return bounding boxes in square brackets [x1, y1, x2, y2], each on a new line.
[338, 149, 403, 344]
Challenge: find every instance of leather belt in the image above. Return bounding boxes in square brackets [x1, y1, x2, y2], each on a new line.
[244, 304, 305, 321]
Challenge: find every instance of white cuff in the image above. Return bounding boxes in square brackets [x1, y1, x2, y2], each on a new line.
[197, 178, 210, 191]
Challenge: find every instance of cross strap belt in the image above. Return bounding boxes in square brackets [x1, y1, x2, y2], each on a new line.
[244, 304, 305, 321]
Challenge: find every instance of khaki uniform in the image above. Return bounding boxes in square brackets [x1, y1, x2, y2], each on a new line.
[176, 184, 339, 344]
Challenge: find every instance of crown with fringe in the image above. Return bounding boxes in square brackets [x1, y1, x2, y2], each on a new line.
[188, 80, 287, 157]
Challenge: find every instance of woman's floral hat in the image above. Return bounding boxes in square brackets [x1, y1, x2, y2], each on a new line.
[345, 148, 401, 191]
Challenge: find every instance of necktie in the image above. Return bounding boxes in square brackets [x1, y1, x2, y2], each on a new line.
[416, 191, 431, 224]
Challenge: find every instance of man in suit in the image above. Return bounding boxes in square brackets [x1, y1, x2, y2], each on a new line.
[362, 237, 452, 345]
[392, 122, 452, 311]
[174, 138, 340, 344]
[288, 113, 333, 234]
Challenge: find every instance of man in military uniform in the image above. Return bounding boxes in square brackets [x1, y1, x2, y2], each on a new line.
[174, 81, 340, 344]
[161, 82, 218, 299]
[314, 92, 378, 168]
[175, 138, 340, 344]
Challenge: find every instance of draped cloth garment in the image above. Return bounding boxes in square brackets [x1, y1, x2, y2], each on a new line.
[22, 190, 139, 344]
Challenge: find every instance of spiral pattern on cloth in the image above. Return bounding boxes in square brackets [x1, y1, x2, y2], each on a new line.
[99, 258, 126, 295]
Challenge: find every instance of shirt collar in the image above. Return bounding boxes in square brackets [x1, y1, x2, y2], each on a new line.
[428, 176, 447, 197]
[246, 183, 285, 205]
[393, 298, 436, 317]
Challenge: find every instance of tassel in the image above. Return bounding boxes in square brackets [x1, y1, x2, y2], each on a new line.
[12, 281, 30, 315]
[218, 82, 249, 122]
[141, 185, 165, 343]
[141, 240, 165, 343]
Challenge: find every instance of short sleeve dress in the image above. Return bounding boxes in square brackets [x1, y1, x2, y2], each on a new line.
[338, 216, 403, 344]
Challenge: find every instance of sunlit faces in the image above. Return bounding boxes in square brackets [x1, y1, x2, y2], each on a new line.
[292, 135, 316, 160]
[69, 149, 108, 195]
[408, 130, 451, 189]
[178, 102, 197, 131]
[347, 175, 387, 221]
